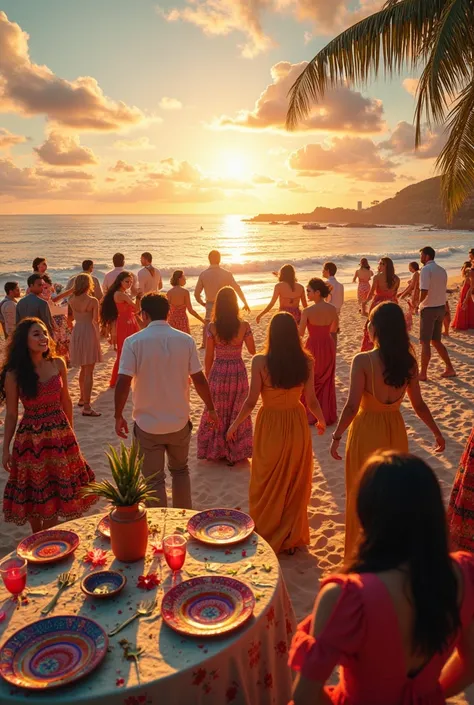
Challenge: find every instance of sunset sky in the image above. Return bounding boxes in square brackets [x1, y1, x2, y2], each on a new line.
[0, 1, 445, 215]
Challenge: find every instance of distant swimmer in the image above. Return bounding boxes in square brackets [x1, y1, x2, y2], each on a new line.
[200, 226, 204, 230]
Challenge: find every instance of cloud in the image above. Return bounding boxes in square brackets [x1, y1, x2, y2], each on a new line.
[110, 159, 136, 173]
[159, 97, 182, 110]
[113, 137, 155, 151]
[0, 11, 144, 131]
[0, 127, 27, 150]
[36, 168, 94, 180]
[276, 179, 309, 193]
[34, 132, 98, 166]
[379, 121, 447, 158]
[97, 178, 225, 204]
[214, 62, 384, 133]
[159, 0, 382, 57]
[288, 136, 396, 181]
[402, 78, 419, 97]
[253, 174, 275, 184]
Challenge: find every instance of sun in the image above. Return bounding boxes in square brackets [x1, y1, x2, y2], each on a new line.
[222, 153, 249, 180]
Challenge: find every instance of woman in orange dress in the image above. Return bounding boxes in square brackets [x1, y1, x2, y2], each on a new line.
[100, 271, 141, 387]
[227, 312, 326, 554]
[330, 302, 445, 560]
[289, 451, 474, 705]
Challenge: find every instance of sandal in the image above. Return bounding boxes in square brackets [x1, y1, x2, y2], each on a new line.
[78, 400, 84, 407]
[82, 408, 102, 417]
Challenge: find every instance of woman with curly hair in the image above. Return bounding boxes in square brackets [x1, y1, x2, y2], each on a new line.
[100, 271, 141, 387]
[1, 318, 96, 531]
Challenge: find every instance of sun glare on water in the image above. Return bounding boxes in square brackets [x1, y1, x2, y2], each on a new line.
[223, 214, 248, 265]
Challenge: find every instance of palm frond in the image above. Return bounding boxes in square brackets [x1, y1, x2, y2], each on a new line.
[437, 79, 474, 220]
[286, 0, 445, 130]
[414, 0, 474, 145]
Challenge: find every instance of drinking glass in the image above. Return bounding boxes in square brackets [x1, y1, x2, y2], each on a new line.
[163, 535, 186, 572]
[0, 556, 27, 599]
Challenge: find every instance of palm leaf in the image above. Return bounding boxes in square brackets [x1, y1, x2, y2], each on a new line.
[437, 79, 474, 219]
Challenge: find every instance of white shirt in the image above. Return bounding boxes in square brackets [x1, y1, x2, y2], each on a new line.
[419, 260, 447, 309]
[102, 267, 137, 294]
[119, 321, 202, 435]
[326, 276, 344, 313]
[137, 266, 161, 295]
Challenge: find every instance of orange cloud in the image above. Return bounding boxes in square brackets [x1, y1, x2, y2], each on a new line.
[34, 132, 98, 166]
[110, 160, 136, 173]
[36, 169, 94, 180]
[159, 97, 183, 110]
[214, 62, 384, 133]
[0, 12, 144, 131]
[253, 174, 275, 184]
[402, 78, 419, 97]
[288, 137, 396, 182]
[0, 127, 27, 149]
[113, 137, 155, 151]
[379, 121, 447, 159]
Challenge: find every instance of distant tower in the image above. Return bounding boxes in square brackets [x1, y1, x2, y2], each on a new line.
[357, 201, 363, 211]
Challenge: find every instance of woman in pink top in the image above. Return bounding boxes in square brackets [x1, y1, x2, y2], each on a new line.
[289, 450, 474, 705]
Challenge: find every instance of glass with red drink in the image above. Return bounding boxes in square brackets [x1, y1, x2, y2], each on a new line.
[163, 535, 186, 572]
[0, 556, 27, 599]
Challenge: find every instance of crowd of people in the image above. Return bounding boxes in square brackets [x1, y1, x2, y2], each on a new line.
[2, 243, 474, 700]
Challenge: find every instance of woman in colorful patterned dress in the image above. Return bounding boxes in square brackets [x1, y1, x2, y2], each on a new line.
[167, 270, 205, 333]
[101, 271, 141, 387]
[198, 286, 255, 466]
[352, 258, 373, 311]
[257, 264, 307, 325]
[448, 428, 474, 551]
[41, 274, 72, 363]
[1, 318, 96, 532]
[361, 257, 400, 351]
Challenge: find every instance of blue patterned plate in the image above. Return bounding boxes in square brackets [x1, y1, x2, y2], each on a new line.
[187, 509, 255, 546]
[81, 570, 126, 598]
[17, 530, 79, 564]
[0, 615, 108, 690]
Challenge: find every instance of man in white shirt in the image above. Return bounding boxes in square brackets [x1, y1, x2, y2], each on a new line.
[419, 246, 455, 381]
[137, 252, 162, 295]
[66, 259, 103, 300]
[103, 253, 137, 295]
[195, 250, 251, 347]
[114, 293, 217, 509]
[0, 281, 20, 338]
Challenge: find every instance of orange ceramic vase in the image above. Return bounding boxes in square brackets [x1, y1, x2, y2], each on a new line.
[109, 503, 148, 562]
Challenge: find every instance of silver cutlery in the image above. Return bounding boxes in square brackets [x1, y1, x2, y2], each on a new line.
[41, 572, 76, 615]
[108, 597, 157, 637]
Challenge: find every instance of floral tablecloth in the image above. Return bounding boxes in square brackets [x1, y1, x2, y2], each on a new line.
[0, 508, 296, 705]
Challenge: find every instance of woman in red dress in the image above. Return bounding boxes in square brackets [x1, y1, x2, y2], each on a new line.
[1, 318, 96, 532]
[452, 261, 474, 331]
[361, 257, 400, 351]
[299, 278, 337, 426]
[167, 270, 205, 334]
[100, 271, 141, 387]
[448, 427, 474, 551]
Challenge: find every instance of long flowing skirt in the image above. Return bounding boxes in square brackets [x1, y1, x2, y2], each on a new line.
[448, 427, 474, 551]
[53, 314, 71, 360]
[357, 281, 371, 304]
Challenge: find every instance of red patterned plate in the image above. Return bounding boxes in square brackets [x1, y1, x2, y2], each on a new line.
[97, 515, 111, 539]
[161, 576, 255, 637]
[17, 530, 79, 564]
[187, 509, 254, 546]
[0, 615, 107, 690]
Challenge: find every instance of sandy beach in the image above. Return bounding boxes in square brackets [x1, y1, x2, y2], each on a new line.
[1, 289, 473, 702]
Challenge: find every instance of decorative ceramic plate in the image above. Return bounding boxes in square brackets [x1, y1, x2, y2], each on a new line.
[0, 615, 108, 690]
[97, 515, 111, 539]
[187, 509, 255, 546]
[81, 571, 126, 598]
[17, 530, 79, 564]
[161, 576, 255, 636]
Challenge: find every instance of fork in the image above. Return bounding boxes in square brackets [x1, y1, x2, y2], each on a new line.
[108, 598, 157, 637]
[41, 572, 76, 616]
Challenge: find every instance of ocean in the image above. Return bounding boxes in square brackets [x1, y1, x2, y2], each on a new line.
[0, 214, 471, 305]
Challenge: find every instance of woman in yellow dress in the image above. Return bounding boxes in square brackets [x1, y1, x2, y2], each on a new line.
[227, 312, 326, 555]
[330, 302, 445, 560]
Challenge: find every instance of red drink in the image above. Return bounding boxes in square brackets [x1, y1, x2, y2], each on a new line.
[163, 535, 186, 572]
[0, 556, 27, 598]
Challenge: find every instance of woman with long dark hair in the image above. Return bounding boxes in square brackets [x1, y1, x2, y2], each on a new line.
[361, 256, 400, 351]
[289, 451, 474, 705]
[1, 318, 96, 532]
[331, 302, 444, 559]
[352, 258, 373, 310]
[299, 278, 338, 425]
[257, 264, 307, 325]
[100, 271, 141, 387]
[198, 286, 255, 465]
[167, 270, 205, 333]
[227, 312, 326, 553]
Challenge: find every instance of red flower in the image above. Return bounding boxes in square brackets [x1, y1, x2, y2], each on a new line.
[116, 678, 125, 687]
[264, 673, 273, 689]
[225, 549, 232, 555]
[84, 548, 108, 567]
[192, 668, 207, 685]
[248, 640, 261, 668]
[137, 573, 160, 590]
[226, 683, 239, 702]
[241, 549, 247, 557]
[275, 640, 287, 656]
[286, 618, 294, 635]
[203, 684, 211, 694]
[266, 606, 275, 625]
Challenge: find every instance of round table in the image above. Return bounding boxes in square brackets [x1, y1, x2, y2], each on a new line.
[0, 508, 296, 705]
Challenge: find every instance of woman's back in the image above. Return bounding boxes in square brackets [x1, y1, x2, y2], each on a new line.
[357, 267, 373, 283]
[305, 301, 338, 327]
[361, 350, 408, 406]
[289, 552, 474, 705]
[375, 272, 400, 294]
[70, 294, 96, 321]
[277, 281, 304, 307]
[167, 286, 188, 307]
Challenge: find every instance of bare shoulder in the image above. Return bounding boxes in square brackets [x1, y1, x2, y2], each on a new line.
[53, 357, 67, 374]
[312, 582, 344, 635]
[252, 353, 266, 369]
